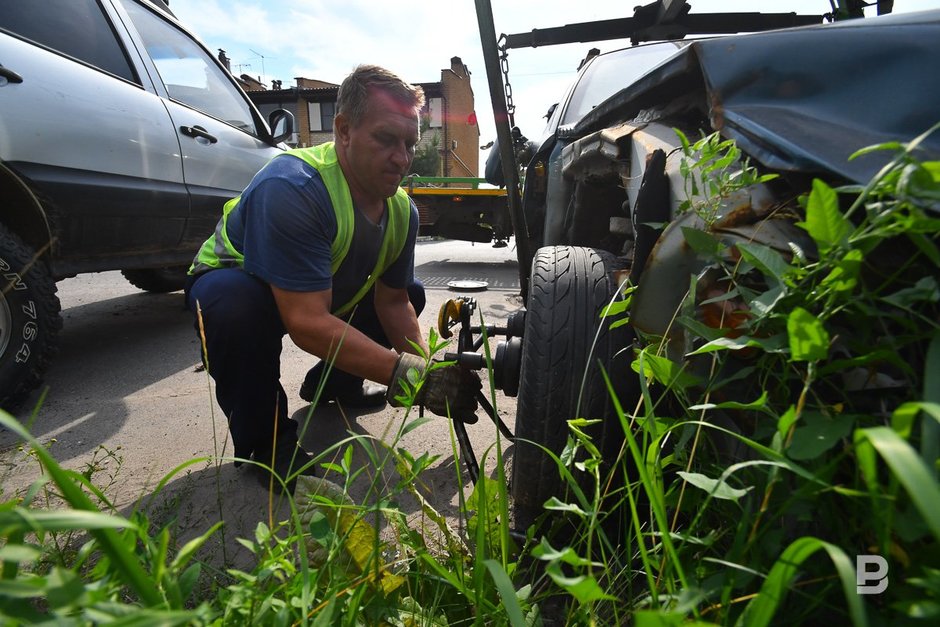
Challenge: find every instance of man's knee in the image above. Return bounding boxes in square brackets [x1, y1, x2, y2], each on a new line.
[188, 269, 283, 337]
[409, 279, 426, 316]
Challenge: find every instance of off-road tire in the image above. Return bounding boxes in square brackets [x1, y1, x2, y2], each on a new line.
[511, 246, 636, 532]
[0, 224, 61, 410]
[121, 266, 188, 293]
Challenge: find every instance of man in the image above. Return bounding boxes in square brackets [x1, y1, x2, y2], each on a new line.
[186, 65, 480, 494]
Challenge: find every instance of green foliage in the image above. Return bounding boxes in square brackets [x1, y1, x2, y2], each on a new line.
[598, 126, 940, 625]
[675, 128, 780, 227]
[410, 117, 442, 177]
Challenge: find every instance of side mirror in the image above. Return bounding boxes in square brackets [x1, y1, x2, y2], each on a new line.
[268, 109, 294, 144]
[484, 137, 504, 187]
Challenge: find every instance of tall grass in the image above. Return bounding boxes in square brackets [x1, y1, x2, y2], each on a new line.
[0, 130, 937, 625]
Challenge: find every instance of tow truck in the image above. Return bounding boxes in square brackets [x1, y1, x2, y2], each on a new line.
[403, 175, 511, 246]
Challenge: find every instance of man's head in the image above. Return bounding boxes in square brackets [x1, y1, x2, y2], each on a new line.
[336, 65, 425, 128]
[334, 66, 425, 206]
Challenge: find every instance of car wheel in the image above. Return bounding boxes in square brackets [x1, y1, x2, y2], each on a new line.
[0, 224, 62, 410]
[511, 245, 636, 532]
[121, 266, 188, 293]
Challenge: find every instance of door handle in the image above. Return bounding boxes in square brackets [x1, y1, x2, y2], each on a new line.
[0, 65, 24, 84]
[179, 125, 218, 144]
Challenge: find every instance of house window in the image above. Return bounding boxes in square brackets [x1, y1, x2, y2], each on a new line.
[308, 101, 335, 131]
[428, 97, 443, 128]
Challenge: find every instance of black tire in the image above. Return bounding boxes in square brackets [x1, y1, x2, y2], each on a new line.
[0, 224, 62, 411]
[121, 266, 188, 293]
[511, 246, 636, 532]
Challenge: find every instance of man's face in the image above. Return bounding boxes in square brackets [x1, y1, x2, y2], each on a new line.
[336, 88, 419, 203]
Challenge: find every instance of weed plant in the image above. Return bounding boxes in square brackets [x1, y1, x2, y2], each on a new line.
[0, 128, 937, 625]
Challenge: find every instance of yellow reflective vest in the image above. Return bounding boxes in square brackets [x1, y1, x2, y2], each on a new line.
[190, 142, 411, 316]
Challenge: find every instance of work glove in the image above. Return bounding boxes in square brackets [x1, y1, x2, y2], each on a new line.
[386, 353, 481, 421]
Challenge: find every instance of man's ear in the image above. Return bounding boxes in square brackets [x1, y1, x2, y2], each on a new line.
[334, 113, 350, 145]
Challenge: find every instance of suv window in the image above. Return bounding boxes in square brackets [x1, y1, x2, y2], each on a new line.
[0, 0, 136, 82]
[119, 0, 257, 134]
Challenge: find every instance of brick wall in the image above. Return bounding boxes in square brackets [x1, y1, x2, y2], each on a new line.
[441, 57, 480, 178]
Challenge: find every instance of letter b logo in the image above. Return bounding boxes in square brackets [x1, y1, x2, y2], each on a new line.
[856, 555, 888, 595]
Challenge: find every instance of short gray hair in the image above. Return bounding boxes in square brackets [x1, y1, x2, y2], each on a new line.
[336, 65, 425, 128]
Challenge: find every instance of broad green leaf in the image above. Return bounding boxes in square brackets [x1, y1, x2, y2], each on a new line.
[689, 391, 771, 413]
[545, 563, 617, 604]
[787, 413, 856, 460]
[0, 544, 40, 562]
[532, 539, 599, 568]
[601, 298, 630, 318]
[777, 406, 799, 439]
[688, 333, 788, 356]
[748, 284, 786, 316]
[798, 179, 851, 251]
[677, 471, 752, 501]
[632, 351, 703, 390]
[682, 226, 725, 257]
[923, 160, 940, 182]
[542, 497, 588, 517]
[820, 248, 863, 293]
[45, 566, 84, 610]
[678, 315, 731, 342]
[787, 307, 829, 362]
[908, 232, 940, 266]
[883, 276, 939, 309]
[736, 242, 791, 284]
[0, 578, 46, 599]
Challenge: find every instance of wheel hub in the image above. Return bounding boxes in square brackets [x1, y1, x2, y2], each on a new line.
[436, 297, 525, 397]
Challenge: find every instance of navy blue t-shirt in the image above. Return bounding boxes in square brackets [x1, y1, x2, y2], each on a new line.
[223, 154, 418, 312]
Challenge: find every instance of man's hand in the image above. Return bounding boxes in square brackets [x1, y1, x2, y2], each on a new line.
[386, 353, 481, 420]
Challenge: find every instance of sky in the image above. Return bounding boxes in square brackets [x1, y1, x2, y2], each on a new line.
[167, 0, 939, 175]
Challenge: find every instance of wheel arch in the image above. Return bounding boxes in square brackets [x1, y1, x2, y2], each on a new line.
[0, 161, 56, 265]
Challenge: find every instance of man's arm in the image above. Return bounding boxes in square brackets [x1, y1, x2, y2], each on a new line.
[374, 279, 428, 355]
[271, 286, 398, 385]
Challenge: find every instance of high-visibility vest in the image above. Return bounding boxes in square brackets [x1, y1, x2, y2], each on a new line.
[190, 142, 411, 316]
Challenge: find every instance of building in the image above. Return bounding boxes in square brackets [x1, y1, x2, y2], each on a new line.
[220, 54, 481, 179]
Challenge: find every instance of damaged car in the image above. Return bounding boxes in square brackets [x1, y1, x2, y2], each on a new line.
[471, 1, 940, 528]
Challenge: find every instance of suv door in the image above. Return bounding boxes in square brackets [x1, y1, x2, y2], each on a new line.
[116, 0, 286, 249]
[0, 0, 187, 265]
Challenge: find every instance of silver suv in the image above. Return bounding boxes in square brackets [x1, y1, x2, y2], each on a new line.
[0, 0, 294, 408]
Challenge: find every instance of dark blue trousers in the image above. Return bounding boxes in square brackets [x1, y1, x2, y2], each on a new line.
[185, 268, 425, 461]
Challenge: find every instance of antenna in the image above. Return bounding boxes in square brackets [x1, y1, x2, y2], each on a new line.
[248, 49, 274, 80]
[233, 63, 252, 73]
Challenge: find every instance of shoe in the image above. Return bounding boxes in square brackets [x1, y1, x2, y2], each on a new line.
[255, 440, 317, 494]
[298, 363, 327, 403]
[333, 383, 387, 408]
[299, 364, 387, 408]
